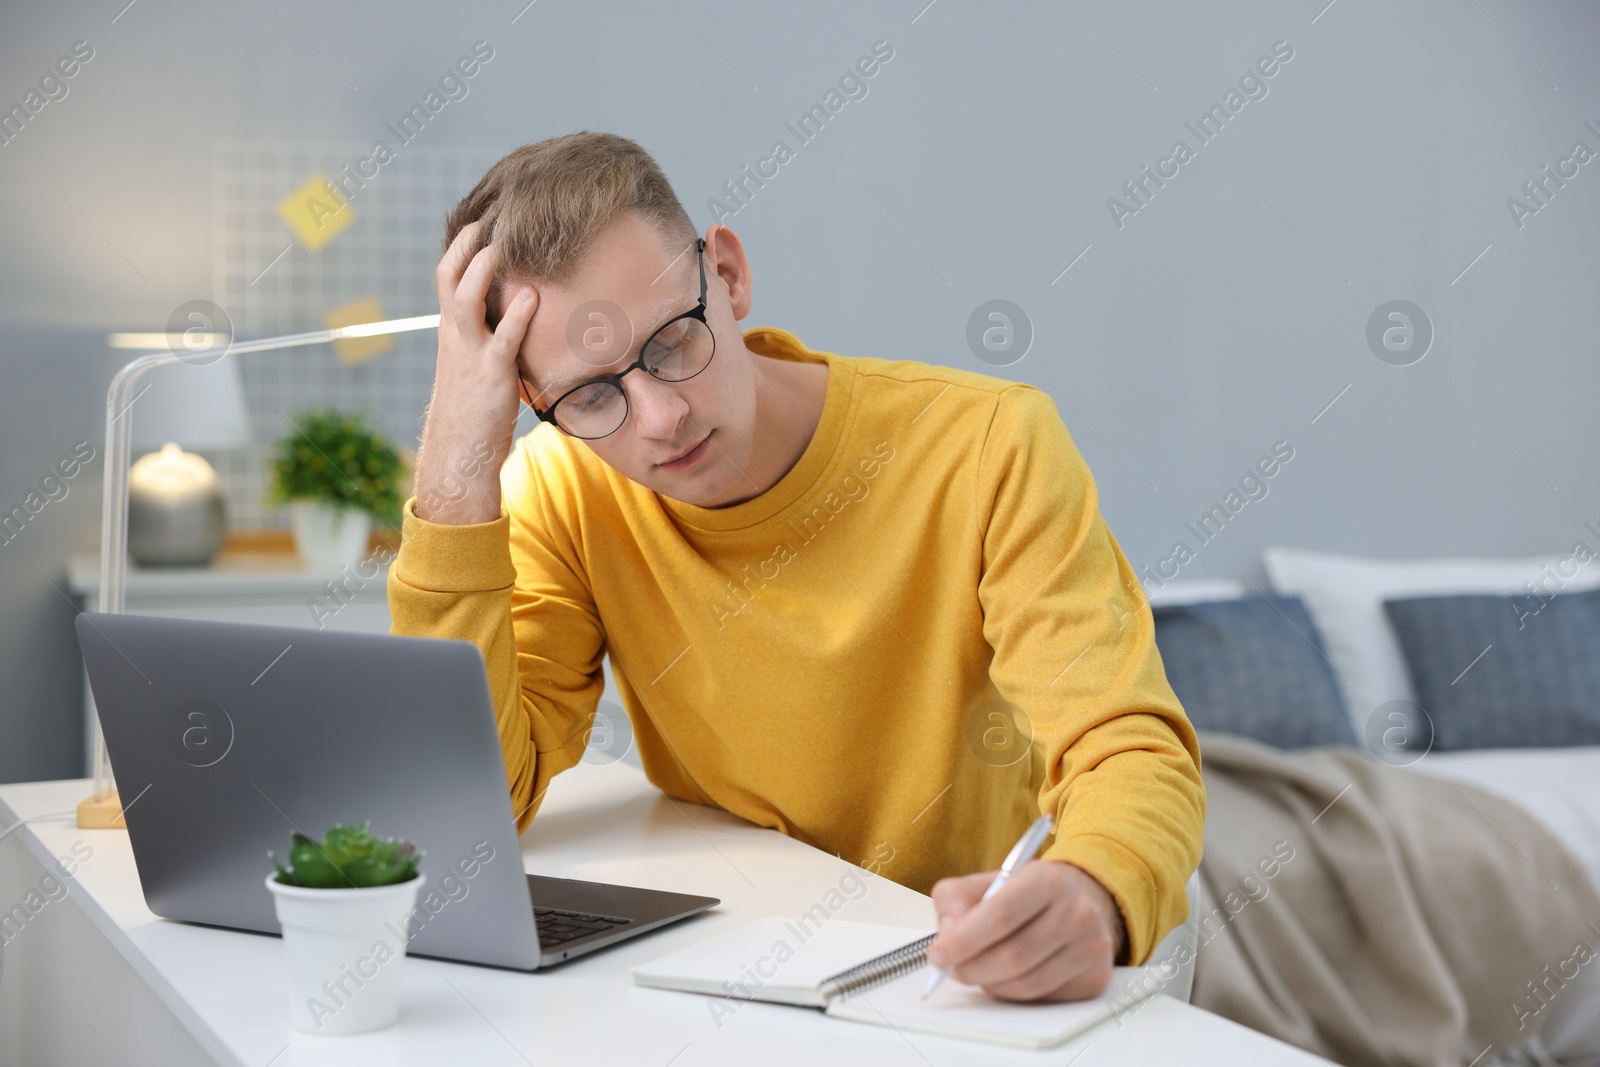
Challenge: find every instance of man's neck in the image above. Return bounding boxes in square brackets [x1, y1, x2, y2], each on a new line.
[717, 352, 828, 508]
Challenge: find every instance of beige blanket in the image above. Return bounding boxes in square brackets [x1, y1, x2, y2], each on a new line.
[1187, 732, 1600, 1067]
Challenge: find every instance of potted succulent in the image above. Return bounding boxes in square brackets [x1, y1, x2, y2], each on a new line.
[266, 822, 426, 1034]
[266, 408, 404, 573]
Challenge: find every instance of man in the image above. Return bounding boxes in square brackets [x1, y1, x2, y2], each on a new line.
[388, 130, 1205, 1003]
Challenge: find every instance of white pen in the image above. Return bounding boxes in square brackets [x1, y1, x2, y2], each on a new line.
[921, 812, 1055, 1000]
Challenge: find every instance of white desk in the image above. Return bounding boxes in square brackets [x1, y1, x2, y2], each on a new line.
[0, 763, 1328, 1066]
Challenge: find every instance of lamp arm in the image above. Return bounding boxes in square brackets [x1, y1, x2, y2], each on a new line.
[86, 314, 441, 807]
[93, 352, 183, 797]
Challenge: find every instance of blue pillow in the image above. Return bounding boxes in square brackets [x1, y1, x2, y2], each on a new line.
[1152, 595, 1355, 749]
[1383, 590, 1600, 749]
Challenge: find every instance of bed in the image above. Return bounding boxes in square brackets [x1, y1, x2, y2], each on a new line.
[1148, 547, 1600, 1066]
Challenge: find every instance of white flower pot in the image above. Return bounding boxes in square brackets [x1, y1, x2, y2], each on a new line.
[265, 872, 424, 1034]
[289, 501, 372, 574]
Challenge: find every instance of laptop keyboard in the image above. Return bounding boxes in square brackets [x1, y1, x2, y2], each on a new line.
[534, 907, 633, 947]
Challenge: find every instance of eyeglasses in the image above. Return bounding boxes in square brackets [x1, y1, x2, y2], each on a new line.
[522, 238, 715, 440]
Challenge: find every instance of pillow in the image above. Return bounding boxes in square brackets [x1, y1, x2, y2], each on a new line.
[1383, 590, 1600, 749]
[1153, 595, 1355, 749]
[1143, 579, 1245, 607]
[1263, 546, 1600, 750]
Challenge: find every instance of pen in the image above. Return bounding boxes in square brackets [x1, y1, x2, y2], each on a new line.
[921, 812, 1054, 1000]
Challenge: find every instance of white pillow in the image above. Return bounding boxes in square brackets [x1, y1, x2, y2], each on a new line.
[1142, 579, 1245, 607]
[1262, 546, 1600, 748]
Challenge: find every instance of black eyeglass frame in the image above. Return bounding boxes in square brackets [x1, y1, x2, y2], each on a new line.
[521, 238, 712, 440]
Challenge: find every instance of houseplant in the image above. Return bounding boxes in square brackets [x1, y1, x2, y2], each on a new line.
[266, 408, 404, 573]
[265, 822, 426, 1034]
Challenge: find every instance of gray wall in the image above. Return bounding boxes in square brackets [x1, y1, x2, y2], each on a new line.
[2, 0, 1597, 781]
[0, 330, 117, 783]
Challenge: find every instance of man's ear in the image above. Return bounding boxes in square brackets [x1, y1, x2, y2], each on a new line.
[484, 283, 505, 331]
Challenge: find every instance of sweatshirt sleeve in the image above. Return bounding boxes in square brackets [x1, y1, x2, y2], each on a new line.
[386, 435, 607, 834]
[975, 385, 1206, 966]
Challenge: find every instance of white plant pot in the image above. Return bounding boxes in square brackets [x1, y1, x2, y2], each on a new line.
[289, 501, 372, 574]
[265, 872, 425, 1034]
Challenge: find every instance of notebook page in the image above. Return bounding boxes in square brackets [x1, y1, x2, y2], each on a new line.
[630, 918, 934, 1008]
[825, 965, 1169, 1049]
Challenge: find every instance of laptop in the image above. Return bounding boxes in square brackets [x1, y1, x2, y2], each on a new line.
[74, 612, 718, 970]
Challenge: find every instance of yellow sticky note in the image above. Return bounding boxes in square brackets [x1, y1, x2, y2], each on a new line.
[325, 296, 394, 365]
[278, 174, 355, 251]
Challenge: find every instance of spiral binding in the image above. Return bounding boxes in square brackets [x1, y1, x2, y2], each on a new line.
[816, 933, 937, 1002]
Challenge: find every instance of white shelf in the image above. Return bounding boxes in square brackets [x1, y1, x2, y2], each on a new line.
[67, 550, 391, 601]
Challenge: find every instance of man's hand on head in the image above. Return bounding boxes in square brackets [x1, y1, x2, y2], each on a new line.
[926, 860, 1128, 1002]
[414, 219, 541, 525]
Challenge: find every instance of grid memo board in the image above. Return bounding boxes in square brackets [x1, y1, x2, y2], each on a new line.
[209, 139, 498, 531]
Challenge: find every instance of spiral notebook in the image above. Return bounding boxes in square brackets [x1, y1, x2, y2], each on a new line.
[629, 918, 1169, 1049]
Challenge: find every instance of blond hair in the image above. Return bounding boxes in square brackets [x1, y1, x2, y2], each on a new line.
[444, 131, 697, 322]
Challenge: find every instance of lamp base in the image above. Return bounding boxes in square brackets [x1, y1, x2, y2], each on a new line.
[77, 789, 125, 828]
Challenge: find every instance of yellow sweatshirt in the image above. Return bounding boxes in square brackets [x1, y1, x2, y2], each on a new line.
[387, 326, 1205, 965]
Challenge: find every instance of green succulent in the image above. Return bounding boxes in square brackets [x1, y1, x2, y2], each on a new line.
[266, 407, 404, 527]
[269, 822, 422, 888]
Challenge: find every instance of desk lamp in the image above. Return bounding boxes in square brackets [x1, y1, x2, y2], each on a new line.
[124, 354, 250, 565]
[79, 314, 440, 828]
